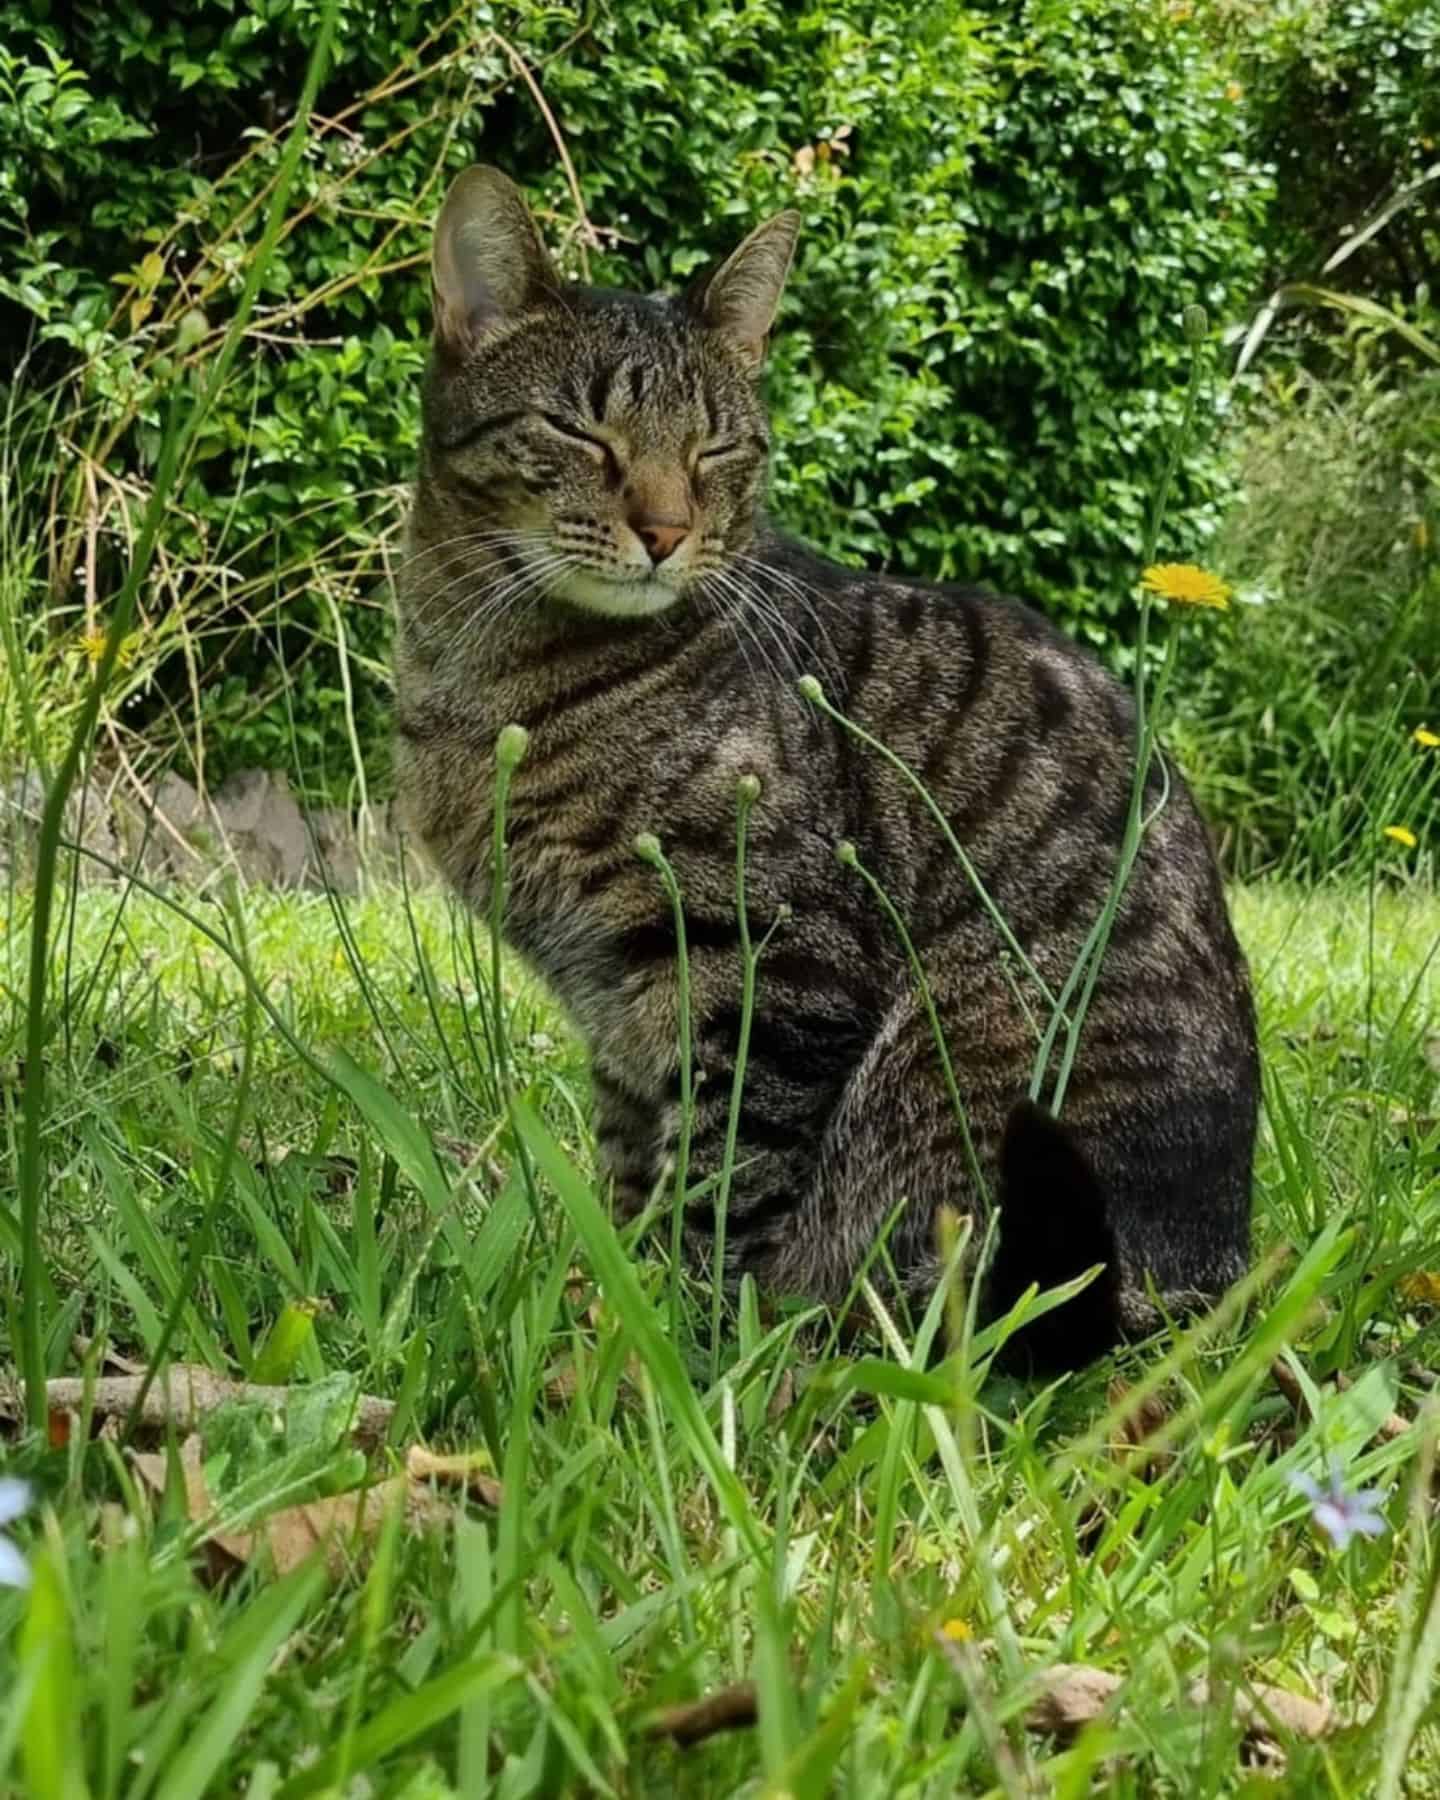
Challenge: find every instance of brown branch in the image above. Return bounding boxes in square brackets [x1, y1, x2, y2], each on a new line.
[1, 1369, 395, 1449]
[492, 32, 597, 279]
[644, 1683, 758, 1748]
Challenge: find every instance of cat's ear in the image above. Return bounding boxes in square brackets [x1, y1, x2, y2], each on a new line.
[431, 165, 560, 356]
[688, 211, 800, 369]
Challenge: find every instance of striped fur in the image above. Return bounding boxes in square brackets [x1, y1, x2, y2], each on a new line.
[393, 168, 1259, 1369]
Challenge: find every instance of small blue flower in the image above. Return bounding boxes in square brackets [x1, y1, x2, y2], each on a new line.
[1289, 1467, 1387, 1551]
[0, 1478, 31, 1590]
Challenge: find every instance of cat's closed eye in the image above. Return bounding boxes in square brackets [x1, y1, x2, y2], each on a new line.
[539, 412, 613, 462]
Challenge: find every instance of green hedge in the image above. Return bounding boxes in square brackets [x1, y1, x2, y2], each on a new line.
[1210, 0, 1439, 299]
[4, 0, 1275, 789]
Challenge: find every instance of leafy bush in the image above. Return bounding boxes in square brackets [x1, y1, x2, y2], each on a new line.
[1202, 0, 1439, 302]
[0, 0, 1273, 792]
[1171, 363, 1440, 878]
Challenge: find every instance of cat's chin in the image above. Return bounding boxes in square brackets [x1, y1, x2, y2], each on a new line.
[554, 570, 685, 620]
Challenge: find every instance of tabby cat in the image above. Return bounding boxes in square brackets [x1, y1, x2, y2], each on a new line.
[393, 166, 1259, 1370]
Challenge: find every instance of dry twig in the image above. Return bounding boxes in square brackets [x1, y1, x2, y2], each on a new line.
[0, 1368, 395, 1449]
[643, 1683, 759, 1748]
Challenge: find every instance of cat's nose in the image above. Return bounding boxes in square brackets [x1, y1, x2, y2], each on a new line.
[631, 519, 689, 566]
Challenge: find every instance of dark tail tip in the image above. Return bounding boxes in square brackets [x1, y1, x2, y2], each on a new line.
[986, 1099, 1120, 1375]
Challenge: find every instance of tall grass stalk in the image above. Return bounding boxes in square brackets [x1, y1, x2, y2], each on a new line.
[12, 5, 338, 1430]
[122, 882, 259, 1439]
[634, 832, 695, 1340]
[488, 722, 543, 1237]
[795, 675, 1054, 1034]
[835, 840, 987, 1207]
[711, 774, 763, 1385]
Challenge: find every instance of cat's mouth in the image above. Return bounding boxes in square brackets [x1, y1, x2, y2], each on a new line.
[553, 567, 686, 620]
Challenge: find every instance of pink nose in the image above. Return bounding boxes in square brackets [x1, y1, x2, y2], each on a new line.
[632, 519, 689, 565]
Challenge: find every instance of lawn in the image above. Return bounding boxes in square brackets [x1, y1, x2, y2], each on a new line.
[0, 876, 1437, 1796]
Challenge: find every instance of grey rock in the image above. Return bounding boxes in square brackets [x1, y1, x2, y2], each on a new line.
[2, 769, 119, 884]
[211, 769, 309, 886]
[2, 763, 437, 894]
[305, 806, 361, 895]
[113, 770, 215, 881]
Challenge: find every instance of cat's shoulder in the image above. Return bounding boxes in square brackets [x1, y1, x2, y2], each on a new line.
[758, 530, 1104, 668]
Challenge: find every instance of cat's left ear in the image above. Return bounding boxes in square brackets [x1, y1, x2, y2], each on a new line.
[687, 211, 800, 370]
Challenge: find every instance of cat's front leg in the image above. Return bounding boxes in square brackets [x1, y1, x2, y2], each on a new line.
[589, 1055, 669, 1222]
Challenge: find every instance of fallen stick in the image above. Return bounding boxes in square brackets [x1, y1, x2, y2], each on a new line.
[641, 1661, 1338, 1762]
[644, 1683, 759, 1747]
[1, 1369, 395, 1449]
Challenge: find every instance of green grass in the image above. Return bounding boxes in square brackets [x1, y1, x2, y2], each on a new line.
[0, 875, 1437, 1796]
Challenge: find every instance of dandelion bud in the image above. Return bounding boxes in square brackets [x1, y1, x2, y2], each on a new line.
[495, 723, 529, 769]
[1182, 303, 1208, 345]
[796, 674, 825, 703]
[632, 832, 663, 864]
[835, 839, 859, 868]
[737, 773, 762, 804]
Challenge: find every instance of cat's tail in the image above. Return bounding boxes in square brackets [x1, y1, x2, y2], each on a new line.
[984, 1099, 1123, 1374]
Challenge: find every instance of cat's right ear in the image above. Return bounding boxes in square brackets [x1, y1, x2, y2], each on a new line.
[431, 166, 560, 357]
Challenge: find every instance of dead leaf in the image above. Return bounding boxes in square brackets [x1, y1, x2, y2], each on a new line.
[405, 1444, 503, 1509]
[768, 1367, 796, 1422]
[1187, 1677, 1333, 1742]
[1022, 1662, 1336, 1762]
[542, 1358, 583, 1407]
[1024, 1663, 1123, 1737]
[644, 1682, 758, 1747]
[0, 1368, 395, 1449]
[791, 144, 817, 176]
[259, 1477, 450, 1576]
[1077, 1381, 1174, 1557]
[72, 1336, 146, 1377]
[1106, 1377, 1173, 1478]
[130, 1433, 457, 1578]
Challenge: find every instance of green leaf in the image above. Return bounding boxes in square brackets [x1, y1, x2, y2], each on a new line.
[251, 1298, 319, 1384]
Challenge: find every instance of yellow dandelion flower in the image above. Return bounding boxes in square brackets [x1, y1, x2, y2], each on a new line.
[1139, 563, 1232, 610]
[74, 628, 139, 670]
[1414, 727, 1440, 750]
[940, 1618, 973, 1643]
[1383, 826, 1418, 849]
[1224, 80, 1244, 102]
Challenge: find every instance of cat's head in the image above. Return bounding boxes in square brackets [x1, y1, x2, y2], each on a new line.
[419, 165, 798, 621]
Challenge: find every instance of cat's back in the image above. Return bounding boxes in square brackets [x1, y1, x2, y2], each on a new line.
[767, 541, 1246, 1004]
